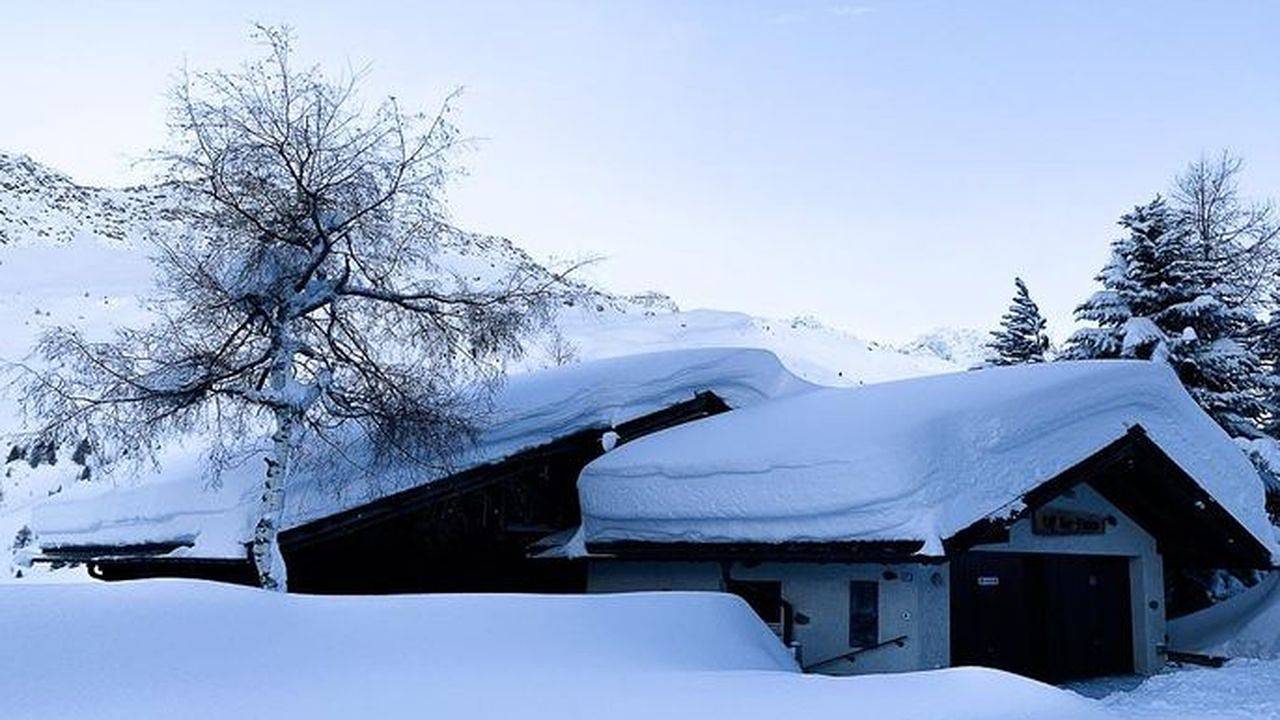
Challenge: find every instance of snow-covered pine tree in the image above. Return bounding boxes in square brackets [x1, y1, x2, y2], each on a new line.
[1163, 155, 1271, 437]
[1062, 198, 1170, 361]
[1065, 156, 1274, 437]
[986, 277, 1050, 365]
[1241, 289, 1280, 520]
[1254, 289, 1280, 438]
[1159, 253, 1266, 437]
[13, 27, 567, 591]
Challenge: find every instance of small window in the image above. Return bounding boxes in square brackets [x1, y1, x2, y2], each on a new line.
[849, 581, 879, 648]
[726, 579, 784, 626]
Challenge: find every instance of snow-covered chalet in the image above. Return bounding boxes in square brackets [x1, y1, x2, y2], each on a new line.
[29, 349, 1278, 683]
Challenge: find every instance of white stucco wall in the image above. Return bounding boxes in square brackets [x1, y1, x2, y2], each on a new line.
[587, 559, 949, 675]
[587, 485, 1167, 678]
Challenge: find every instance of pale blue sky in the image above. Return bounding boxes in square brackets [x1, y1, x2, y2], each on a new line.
[2, 1, 1278, 342]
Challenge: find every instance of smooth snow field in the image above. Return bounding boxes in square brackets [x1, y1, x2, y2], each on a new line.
[1, 581, 1110, 720]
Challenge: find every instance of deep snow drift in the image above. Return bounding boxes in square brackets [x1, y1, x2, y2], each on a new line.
[579, 360, 1277, 558]
[1170, 571, 1280, 660]
[0, 580, 1110, 720]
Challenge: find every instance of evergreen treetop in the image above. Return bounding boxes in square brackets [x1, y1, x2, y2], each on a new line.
[986, 277, 1051, 366]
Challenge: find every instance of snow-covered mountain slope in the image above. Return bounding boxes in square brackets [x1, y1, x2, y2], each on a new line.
[0, 151, 671, 513]
[526, 308, 958, 386]
[0, 151, 961, 571]
[0, 152, 200, 247]
[895, 327, 992, 370]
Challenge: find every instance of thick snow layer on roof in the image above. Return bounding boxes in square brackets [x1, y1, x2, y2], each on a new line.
[27, 442, 262, 558]
[447, 346, 816, 470]
[579, 361, 1279, 558]
[1, 581, 1108, 720]
[29, 347, 816, 558]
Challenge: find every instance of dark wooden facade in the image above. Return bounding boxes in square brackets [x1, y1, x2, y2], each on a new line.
[49, 391, 731, 593]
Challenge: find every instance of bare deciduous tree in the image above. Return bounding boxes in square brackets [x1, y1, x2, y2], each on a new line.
[1171, 151, 1279, 301]
[14, 27, 566, 590]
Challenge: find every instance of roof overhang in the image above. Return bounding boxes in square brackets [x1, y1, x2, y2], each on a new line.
[582, 539, 932, 563]
[588, 426, 1276, 569]
[947, 425, 1274, 568]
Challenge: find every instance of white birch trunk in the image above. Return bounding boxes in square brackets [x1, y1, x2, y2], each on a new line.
[251, 405, 296, 591]
[251, 333, 304, 592]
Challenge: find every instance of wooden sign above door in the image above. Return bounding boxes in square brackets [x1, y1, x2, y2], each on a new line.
[1032, 507, 1110, 536]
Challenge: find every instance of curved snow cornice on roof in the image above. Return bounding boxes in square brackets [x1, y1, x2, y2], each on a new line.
[579, 360, 1279, 561]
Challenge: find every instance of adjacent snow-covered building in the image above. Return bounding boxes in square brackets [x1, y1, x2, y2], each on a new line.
[574, 361, 1277, 681]
[27, 353, 1278, 683]
[30, 348, 815, 591]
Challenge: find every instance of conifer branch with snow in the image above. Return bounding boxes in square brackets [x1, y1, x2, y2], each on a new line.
[1064, 155, 1274, 439]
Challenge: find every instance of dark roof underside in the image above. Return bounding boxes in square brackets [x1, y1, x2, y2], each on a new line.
[36, 391, 733, 585]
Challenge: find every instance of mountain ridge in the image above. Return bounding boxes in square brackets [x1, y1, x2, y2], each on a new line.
[0, 149, 968, 380]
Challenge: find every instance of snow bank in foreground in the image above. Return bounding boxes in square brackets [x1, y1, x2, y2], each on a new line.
[28, 347, 816, 558]
[0, 581, 1107, 720]
[580, 360, 1277, 558]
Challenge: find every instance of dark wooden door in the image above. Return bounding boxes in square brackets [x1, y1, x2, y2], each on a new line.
[1040, 555, 1133, 681]
[950, 553, 1037, 676]
[950, 552, 1134, 682]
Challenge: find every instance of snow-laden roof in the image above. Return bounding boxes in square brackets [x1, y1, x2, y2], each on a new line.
[579, 360, 1279, 559]
[31, 347, 816, 558]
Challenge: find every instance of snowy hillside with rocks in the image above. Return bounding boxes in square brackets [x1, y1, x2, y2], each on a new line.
[0, 153, 186, 246]
[895, 327, 993, 369]
[0, 151, 962, 574]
